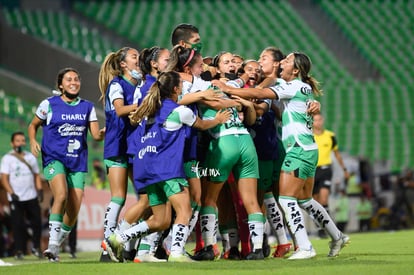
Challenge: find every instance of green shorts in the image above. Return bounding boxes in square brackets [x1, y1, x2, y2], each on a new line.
[205, 134, 259, 182]
[104, 156, 129, 169]
[184, 160, 200, 179]
[43, 161, 86, 190]
[146, 178, 189, 206]
[281, 147, 318, 180]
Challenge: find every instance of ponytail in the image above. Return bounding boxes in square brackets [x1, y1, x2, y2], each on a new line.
[98, 47, 132, 103]
[304, 76, 323, 97]
[293, 52, 323, 97]
[129, 81, 161, 125]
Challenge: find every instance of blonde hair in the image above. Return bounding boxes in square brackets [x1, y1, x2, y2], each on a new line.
[98, 47, 131, 103]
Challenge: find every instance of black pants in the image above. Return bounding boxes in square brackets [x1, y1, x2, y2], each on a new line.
[10, 198, 42, 254]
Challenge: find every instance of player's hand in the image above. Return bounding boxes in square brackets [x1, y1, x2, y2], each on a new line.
[99, 127, 106, 140]
[308, 100, 321, 115]
[201, 89, 222, 101]
[211, 79, 228, 93]
[214, 109, 232, 124]
[30, 141, 41, 157]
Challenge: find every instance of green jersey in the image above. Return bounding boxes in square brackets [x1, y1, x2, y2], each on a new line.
[269, 79, 317, 152]
[199, 95, 249, 139]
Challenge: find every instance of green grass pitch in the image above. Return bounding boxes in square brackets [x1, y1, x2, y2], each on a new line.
[1, 230, 414, 275]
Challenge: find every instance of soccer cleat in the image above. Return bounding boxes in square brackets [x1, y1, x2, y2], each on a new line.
[212, 243, 220, 258]
[191, 245, 216, 261]
[328, 234, 350, 257]
[221, 249, 230, 259]
[222, 247, 241, 260]
[273, 243, 292, 258]
[123, 249, 136, 261]
[134, 253, 167, 263]
[229, 247, 241, 260]
[193, 241, 204, 254]
[99, 251, 112, 262]
[168, 253, 195, 262]
[287, 247, 316, 260]
[15, 251, 24, 260]
[101, 234, 124, 263]
[43, 245, 60, 262]
[31, 248, 42, 258]
[262, 233, 271, 258]
[245, 249, 264, 260]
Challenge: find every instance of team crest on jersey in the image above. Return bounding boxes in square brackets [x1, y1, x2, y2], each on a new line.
[48, 167, 55, 175]
[300, 86, 312, 95]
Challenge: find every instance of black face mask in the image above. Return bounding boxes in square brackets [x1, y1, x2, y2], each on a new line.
[224, 72, 238, 80]
[63, 90, 79, 100]
[200, 71, 213, 81]
[14, 146, 23, 153]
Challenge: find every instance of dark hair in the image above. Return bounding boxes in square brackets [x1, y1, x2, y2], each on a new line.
[139, 46, 166, 79]
[157, 71, 181, 99]
[165, 45, 201, 72]
[263, 47, 285, 62]
[56, 67, 80, 92]
[11, 131, 25, 142]
[211, 51, 228, 68]
[129, 71, 181, 125]
[242, 59, 259, 68]
[239, 59, 260, 76]
[171, 23, 199, 46]
[292, 52, 322, 96]
[263, 47, 285, 77]
[233, 54, 244, 62]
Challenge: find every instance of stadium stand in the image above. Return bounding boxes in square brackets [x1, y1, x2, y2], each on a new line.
[1, 8, 120, 63]
[0, 0, 413, 171]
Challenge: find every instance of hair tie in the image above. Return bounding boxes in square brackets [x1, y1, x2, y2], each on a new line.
[183, 49, 195, 67]
[151, 47, 160, 61]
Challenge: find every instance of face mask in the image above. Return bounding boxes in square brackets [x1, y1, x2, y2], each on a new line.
[130, 69, 143, 81]
[14, 146, 24, 153]
[190, 42, 203, 53]
[224, 72, 237, 80]
[63, 90, 79, 100]
[200, 71, 213, 81]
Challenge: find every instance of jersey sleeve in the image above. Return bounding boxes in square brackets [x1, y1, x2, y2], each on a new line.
[108, 82, 124, 104]
[191, 76, 211, 92]
[269, 82, 296, 100]
[331, 135, 338, 151]
[88, 106, 98, 122]
[178, 106, 197, 126]
[182, 80, 193, 96]
[35, 99, 50, 120]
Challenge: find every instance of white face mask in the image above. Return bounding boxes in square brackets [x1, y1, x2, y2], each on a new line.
[129, 69, 143, 81]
